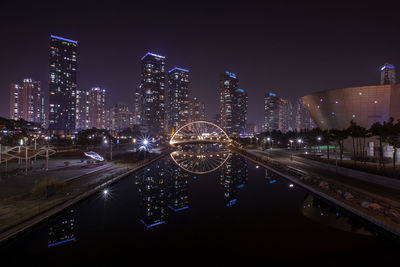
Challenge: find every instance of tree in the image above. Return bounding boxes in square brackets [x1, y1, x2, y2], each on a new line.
[370, 118, 393, 168]
[330, 129, 348, 161]
[385, 119, 400, 169]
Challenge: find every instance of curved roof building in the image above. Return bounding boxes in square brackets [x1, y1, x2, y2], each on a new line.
[302, 84, 400, 130]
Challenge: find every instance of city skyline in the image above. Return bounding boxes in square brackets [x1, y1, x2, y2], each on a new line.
[1, 1, 399, 126]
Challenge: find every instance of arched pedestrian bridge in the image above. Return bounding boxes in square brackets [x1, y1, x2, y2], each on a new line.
[169, 121, 231, 146]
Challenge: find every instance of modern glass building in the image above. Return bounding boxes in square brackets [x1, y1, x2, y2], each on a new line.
[48, 35, 78, 132]
[167, 67, 189, 134]
[138, 52, 166, 135]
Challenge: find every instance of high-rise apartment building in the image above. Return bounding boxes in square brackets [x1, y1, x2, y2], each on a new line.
[295, 98, 315, 131]
[264, 93, 279, 132]
[220, 71, 248, 135]
[48, 35, 78, 132]
[112, 103, 134, 132]
[380, 63, 396, 85]
[232, 88, 248, 135]
[264, 92, 290, 133]
[167, 67, 189, 133]
[138, 52, 166, 135]
[75, 89, 89, 130]
[189, 97, 206, 122]
[10, 83, 23, 121]
[88, 87, 106, 129]
[9, 79, 45, 126]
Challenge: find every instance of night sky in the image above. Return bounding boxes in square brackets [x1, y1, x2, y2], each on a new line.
[1, 1, 400, 126]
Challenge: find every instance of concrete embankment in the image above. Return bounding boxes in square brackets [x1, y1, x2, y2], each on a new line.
[231, 147, 400, 238]
[0, 151, 169, 244]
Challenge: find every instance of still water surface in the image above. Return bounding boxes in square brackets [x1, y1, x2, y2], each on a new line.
[1, 154, 399, 265]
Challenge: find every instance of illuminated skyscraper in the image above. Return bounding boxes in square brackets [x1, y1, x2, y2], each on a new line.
[9, 79, 45, 127]
[138, 52, 166, 135]
[264, 92, 289, 133]
[232, 88, 248, 135]
[189, 97, 206, 122]
[295, 98, 315, 131]
[88, 87, 106, 129]
[112, 102, 134, 132]
[10, 83, 23, 121]
[48, 35, 78, 132]
[220, 71, 241, 135]
[167, 67, 189, 133]
[75, 89, 89, 130]
[380, 63, 396, 85]
[264, 93, 279, 132]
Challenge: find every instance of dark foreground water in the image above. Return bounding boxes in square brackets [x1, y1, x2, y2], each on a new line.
[1, 154, 399, 266]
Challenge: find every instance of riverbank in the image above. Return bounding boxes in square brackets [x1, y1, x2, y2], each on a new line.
[231, 146, 400, 238]
[0, 150, 169, 244]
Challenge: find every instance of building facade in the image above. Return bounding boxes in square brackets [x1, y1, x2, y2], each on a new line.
[167, 67, 189, 133]
[264, 92, 290, 133]
[189, 97, 206, 122]
[87, 87, 106, 129]
[48, 35, 78, 132]
[302, 84, 400, 130]
[381, 63, 396, 85]
[9, 79, 45, 127]
[220, 71, 238, 134]
[138, 52, 166, 135]
[112, 102, 134, 132]
[232, 88, 248, 135]
[295, 98, 315, 131]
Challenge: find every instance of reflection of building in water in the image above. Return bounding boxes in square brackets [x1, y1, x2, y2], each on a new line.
[301, 194, 374, 236]
[167, 166, 189, 212]
[138, 163, 166, 228]
[220, 155, 248, 207]
[48, 209, 76, 247]
[265, 169, 277, 184]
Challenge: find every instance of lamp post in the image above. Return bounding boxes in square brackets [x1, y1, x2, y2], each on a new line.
[317, 136, 321, 154]
[104, 138, 112, 161]
[297, 138, 302, 151]
[142, 139, 149, 161]
[289, 140, 293, 160]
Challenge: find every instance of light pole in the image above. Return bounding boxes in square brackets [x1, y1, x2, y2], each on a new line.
[317, 136, 321, 154]
[297, 138, 302, 151]
[104, 138, 112, 161]
[142, 139, 149, 161]
[289, 140, 293, 160]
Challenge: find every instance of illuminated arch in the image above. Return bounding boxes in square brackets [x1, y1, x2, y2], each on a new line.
[169, 121, 231, 145]
[170, 151, 231, 175]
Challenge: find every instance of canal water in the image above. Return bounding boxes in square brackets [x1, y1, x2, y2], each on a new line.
[1, 154, 399, 265]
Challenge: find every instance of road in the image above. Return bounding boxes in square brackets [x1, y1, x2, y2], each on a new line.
[250, 148, 400, 206]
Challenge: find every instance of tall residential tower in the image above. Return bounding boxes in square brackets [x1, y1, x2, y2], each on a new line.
[48, 35, 78, 132]
[167, 67, 189, 134]
[138, 52, 166, 135]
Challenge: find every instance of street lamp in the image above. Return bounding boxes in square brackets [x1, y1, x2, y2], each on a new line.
[289, 140, 293, 160]
[104, 138, 112, 161]
[317, 137, 321, 154]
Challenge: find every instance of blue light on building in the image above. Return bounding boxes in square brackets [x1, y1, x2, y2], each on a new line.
[226, 71, 237, 79]
[50, 35, 78, 44]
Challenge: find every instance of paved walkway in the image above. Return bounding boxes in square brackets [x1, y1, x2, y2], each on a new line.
[249, 148, 400, 206]
[0, 158, 112, 199]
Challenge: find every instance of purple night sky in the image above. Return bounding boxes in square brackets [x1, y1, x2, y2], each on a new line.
[1, 1, 399, 126]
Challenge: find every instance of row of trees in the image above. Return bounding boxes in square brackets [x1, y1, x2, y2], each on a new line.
[255, 118, 400, 169]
